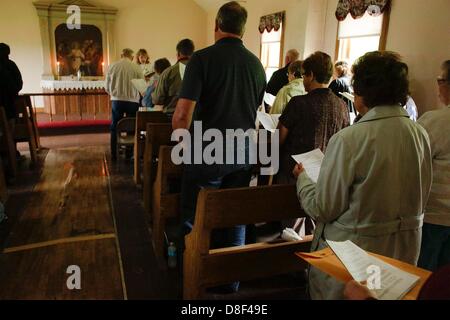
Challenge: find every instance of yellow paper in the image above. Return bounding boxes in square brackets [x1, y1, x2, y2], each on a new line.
[296, 248, 432, 300]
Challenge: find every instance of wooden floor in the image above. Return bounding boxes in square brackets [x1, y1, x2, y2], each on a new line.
[0, 147, 125, 299]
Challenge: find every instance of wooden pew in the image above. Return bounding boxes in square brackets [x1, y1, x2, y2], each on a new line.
[14, 96, 38, 164]
[21, 95, 41, 150]
[0, 158, 7, 204]
[133, 111, 169, 185]
[0, 107, 18, 178]
[151, 146, 183, 259]
[142, 123, 174, 217]
[183, 185, 313, 300]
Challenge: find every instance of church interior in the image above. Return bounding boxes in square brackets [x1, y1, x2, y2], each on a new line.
[0, 0, 449, 301]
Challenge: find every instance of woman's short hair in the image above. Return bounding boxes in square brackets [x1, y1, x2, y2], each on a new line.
[352, 51, 409, 108]
[136, 49, 149, 64]
[288, 60, 303, 79]
[335, 61, 349, 78]
[154, 58, 171, 75]
[302, 51, 333, 84]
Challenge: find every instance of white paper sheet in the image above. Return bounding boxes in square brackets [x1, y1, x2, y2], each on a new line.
[179, 63, 186, 80]
[291, 149, 324, 183]
[257, 112, 280, 133]
[340, 92, 355, 103]
[327, 240, 420, 300]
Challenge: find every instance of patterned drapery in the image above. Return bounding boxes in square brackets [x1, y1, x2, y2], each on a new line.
[259, 12, 285, 33]
[336, 0, 390, 21]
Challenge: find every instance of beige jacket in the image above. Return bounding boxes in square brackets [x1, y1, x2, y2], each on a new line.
[418, 105, 450, 227]
[106, 58, 143, 103]
[270, 78, 306, 115]
[297, 106, 432, 300]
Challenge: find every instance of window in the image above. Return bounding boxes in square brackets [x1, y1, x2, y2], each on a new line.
[336, 11, 389, 66]
[260, 22, 284, 81]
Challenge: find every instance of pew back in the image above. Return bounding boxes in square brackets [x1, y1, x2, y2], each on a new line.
[134, 111, 170, 184]
[152, 146, 183, 258]
[183, 185, 313, 299]
[14, 96, 38, 164]
[142, 123, 174, 216]
[0, 158, 7, 203]
[0, 107, 18, 177]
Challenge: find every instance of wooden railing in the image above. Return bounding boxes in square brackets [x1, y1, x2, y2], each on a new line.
[22, 91, 111, 122]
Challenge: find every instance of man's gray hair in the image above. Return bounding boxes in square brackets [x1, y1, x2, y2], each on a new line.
[216, 1, 248, 37]
[286, 49, 300, 62]
[122, 48, 134, 58]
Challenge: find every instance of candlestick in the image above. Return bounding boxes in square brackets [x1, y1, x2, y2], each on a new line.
[57, 61, 60, 78]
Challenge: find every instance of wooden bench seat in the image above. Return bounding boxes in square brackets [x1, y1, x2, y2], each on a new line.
[183, 184, 313, 299]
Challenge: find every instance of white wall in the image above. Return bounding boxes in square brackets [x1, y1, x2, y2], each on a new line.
[319, 0, 450, 114]
[386, 0, 450, 113]
[0, 0, 44, 96]
[0, 0, 208, 107]
[94, 0, 207, 63]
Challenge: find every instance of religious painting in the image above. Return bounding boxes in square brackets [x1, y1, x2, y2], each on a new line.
[55, 24, 103, 76]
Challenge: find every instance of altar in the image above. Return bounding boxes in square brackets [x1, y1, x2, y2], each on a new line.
[40, 80, 111, 120]
[33, 0, 117, 121]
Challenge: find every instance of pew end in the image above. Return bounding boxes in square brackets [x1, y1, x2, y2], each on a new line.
[183, 185, 313, 300]
[142, 123, 174, 218]
[152, 145, 183, 260]
[133, 111, 170, 185]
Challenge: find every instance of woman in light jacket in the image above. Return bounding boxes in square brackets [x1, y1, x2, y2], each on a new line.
[293, 51, 433, 300]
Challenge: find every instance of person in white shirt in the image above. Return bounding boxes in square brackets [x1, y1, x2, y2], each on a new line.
[106, 48, 144, 161]
[135, 48, 154, 77]
[418, 60, 450, 271]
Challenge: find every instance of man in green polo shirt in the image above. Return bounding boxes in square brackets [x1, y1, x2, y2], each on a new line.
[173, 1, 267, 293]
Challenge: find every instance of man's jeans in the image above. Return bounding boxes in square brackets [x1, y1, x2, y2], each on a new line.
[418, 223, 450, 271]
[110, 100, 139, 157]
[179, 162, 253, 293]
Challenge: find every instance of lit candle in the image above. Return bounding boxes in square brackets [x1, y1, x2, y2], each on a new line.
[57, 61, 60, 76]
[102, 62, 105, 75]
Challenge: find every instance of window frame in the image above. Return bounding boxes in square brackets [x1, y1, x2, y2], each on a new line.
[259, 11, 286, 75]
[334, 5, 391, 61]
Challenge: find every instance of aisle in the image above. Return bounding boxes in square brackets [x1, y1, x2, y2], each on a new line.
[0, 147, 125, 299]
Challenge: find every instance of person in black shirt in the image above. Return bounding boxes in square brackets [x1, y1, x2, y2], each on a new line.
[266, 49, 300, 96]
[0, 43, 23, 128]
[173, 1, 266, 293]
[329, 61, 354, 113]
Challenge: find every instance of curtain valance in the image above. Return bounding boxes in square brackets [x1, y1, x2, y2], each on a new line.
[336, 0, 390, 21]
[259, 12, 285, 33]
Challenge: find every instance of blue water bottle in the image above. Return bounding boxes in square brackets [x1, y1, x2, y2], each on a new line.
[168, 242, 177, 269]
